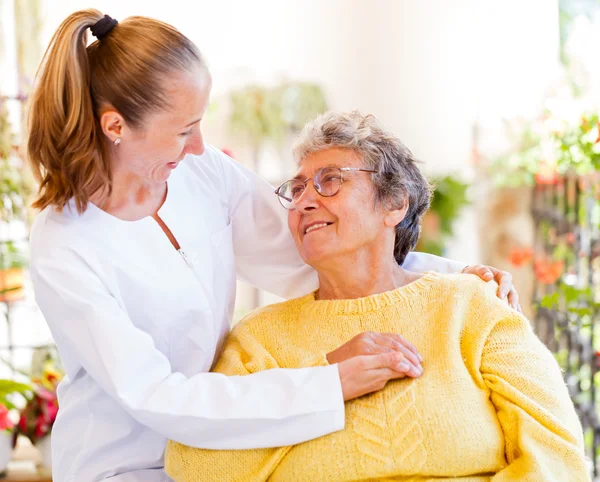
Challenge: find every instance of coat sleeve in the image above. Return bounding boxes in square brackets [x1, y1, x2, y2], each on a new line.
[402, 251, 467, 274]
[30, 241, 344, 450]
[166, 320, 318, 481]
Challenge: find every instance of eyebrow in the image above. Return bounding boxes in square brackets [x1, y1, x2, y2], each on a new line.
[292, 163, 341, 181]
[183, 118, 202, 128]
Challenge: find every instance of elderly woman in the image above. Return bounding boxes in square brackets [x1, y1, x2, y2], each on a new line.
[165, 112, 588, 481]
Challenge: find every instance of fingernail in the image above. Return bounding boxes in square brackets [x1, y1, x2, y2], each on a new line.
[417, 353, 424, 362]
[397, 361, 410, 371]
[500, 292, 507, 299]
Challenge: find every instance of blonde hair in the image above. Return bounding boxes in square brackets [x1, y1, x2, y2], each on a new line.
[27, 9, 204, 213]
[293, 111, 433, 265]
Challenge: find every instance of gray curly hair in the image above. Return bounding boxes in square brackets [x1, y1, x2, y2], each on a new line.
[292, 111, 433, 265]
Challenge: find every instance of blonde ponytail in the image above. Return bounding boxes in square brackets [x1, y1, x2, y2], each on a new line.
[27, 9, 203, 213]
[28, 9, 108, 213]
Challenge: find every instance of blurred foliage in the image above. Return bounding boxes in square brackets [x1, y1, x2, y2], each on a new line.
[0, 241, 27, 271]
[559, 0, 600, 66]
[417, 175, 470, 256]
[228, 81, 328, 153]
[493, 112, 600, 186]
[0, 101, 30, 222]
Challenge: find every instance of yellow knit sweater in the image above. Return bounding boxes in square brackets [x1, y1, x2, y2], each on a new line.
[165, 273, 589, 481]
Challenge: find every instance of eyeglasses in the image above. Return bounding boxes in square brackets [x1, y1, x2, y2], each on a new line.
[274, 166, 377, 210]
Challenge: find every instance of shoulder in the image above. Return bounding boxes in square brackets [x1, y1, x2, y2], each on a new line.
[180, 145, 239, 179]
[422, 271, 521, 329]
[434, 273, 533, 350]
[420, 271, 500, 302]
[179, 145, 249, 204]
[29, 204, 103, 266]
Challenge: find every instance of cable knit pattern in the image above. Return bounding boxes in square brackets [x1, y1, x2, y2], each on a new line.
[165, 272, 589, 482]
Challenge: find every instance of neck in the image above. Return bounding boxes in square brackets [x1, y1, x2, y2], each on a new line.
[314, 252, 420, 300]
[92, 169, 167, 221]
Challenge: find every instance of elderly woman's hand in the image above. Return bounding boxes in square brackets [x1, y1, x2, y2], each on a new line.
[462, 264, 521, 312]
[327, 332, 423, 378]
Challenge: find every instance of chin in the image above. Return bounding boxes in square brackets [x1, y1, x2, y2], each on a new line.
[300, 247, 330, 266]
[155, 169, 173, 183]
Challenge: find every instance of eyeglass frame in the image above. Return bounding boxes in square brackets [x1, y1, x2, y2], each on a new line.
[274, 166, 377, 210]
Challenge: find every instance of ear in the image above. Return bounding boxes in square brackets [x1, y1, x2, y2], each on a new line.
[383, 200, 409, 228]
[99, 108, 127, 144]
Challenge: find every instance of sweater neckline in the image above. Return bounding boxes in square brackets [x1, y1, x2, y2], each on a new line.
[299, 271, 442, 316]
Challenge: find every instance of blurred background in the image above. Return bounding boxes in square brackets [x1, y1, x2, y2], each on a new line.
[2, 0, 600, 478]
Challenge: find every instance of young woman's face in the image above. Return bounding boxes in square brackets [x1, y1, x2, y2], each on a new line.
[112, 65, 211, 183]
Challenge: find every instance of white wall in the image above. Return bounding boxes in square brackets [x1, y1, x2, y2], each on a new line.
[38, 0, 559, 265]
[2, 0, 555, 321]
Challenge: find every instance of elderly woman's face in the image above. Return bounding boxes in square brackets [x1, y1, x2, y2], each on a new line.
[288, 148, 391, 267]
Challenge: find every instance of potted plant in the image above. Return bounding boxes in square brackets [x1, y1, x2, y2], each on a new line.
[13, 359, 62, 470]
[0, 100, 29, 222]
[0, 240, 27, 302]
[0, 379, 32, 474]
[416, 175, 470, 256]
[0, 100, 31, 303]
[227, 81, 328, 176]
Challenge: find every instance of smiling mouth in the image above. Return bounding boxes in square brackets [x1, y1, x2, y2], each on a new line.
[304, 222, 333, 235]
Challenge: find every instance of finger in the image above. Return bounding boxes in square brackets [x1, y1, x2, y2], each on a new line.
[473, 264, 494, 281]
[367, 352, 422, 378]
[372, 363, 421, 383]
[381, 333, 419, 357]
[366, 351, 407, 371]
[494, 269, 513, 300]
[373, 333, 422, 367]
[507, 287, 520, 311]
[372, 367, 410, 384]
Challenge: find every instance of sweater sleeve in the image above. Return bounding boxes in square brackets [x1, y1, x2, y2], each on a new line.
[480, 311, 590, 481]
[165, 320, 328, 481]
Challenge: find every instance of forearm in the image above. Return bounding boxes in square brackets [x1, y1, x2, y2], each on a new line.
[403, 251, 467, 274]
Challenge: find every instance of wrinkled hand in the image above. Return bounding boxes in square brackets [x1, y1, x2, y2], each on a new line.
[327, 331, 423, 378]
[462, 264, 521, 313]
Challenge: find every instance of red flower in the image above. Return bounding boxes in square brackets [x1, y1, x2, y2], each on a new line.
[535, 164, 558, 185]
[0, 404, 14, 431]
[508, 247, 534, 267]
[534, 258, 564, 284]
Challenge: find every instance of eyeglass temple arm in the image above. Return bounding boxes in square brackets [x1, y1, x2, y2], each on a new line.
[274, 187, 293, 203]
[340, 168, 377, 173]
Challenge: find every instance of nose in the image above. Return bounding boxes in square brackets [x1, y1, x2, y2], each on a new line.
[184, 125, 205, 155]
[294, 181, 320, 213]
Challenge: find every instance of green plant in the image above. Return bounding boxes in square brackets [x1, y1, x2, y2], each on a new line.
[492, 110, 600, 187]
[417, 175, 470, 256]
[276, 82, 328, 132]
[0, 380, 32, 431]
[228, 81, 328, 166]
[0, 101, 29, 222]
[229, 85, 284, 154]
[0, 380, 32, 410]
[0, 241, 27, 271]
